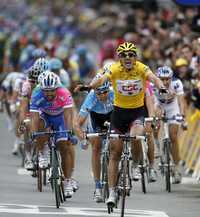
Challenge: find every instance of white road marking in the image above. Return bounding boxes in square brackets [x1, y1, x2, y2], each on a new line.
[0, 203, 169, 216]
[17, 168, 32, 176]
[181, 177, 199, 185]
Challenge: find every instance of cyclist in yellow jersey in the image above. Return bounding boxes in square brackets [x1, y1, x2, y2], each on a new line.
[75, 42, 165, 207]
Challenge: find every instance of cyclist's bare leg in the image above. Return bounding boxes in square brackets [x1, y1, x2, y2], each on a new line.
[145, 124, 155, 167]
[90, 137, 101, 182]
[70, 144, 75, 176]
[108, 139, 123, 188]
[130, 123, 144, 164]
[32, 118, 48, 152]
[169, 124, 180, 165]
[57, 140, 73, 179]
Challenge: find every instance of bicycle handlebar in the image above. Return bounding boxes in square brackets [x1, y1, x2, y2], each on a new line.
[31, 130, 73, 139]
[145, 115, 184, 123]
[86, 132, 145, 140]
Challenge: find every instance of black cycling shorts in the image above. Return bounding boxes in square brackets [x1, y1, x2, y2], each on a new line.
[90, 111, 112, 132]
[111, 106, 145, 134]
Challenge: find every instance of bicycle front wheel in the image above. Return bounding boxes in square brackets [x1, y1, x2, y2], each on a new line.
[140, 164, 146, 194]
[120, 159, 128, 217]
[101, 155, 109, 202]
[52, 179, 60, 208]
[164, 141, 171, 192]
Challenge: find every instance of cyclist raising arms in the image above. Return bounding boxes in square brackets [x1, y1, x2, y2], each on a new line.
[30, 71, 75, 198]
[75, 42, 165, 206]
[154, 66, 186, 184]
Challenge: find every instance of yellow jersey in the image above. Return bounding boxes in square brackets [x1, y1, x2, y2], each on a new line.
[105, 61, 152, 109]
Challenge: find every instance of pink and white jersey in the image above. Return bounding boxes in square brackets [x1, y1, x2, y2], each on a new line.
[30, 87, 73, 115]
[20, 80, 32, 98]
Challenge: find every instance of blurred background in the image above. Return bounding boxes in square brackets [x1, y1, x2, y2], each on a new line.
[0, 0, 199, 104]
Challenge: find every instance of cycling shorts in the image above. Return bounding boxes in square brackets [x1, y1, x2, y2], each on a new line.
[40, 112, 68, 142]
[90, 111, 112, 132]
[111, 106, 145, 134]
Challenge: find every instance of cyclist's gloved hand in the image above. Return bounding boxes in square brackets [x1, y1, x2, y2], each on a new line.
[10, 103, 16, 113]
[69, 135, 79, 145]
[79, 139, 89, 150]
[181, 121, 188, 131]
[18, 123, 26, 133]
[74, 84, 91, 93]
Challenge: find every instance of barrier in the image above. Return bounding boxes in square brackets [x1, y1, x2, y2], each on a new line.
[179, 107, 200, 180]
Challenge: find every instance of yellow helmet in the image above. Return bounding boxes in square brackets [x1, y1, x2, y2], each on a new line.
[116, 42, 137, 55]
[175, 58, 188, 67]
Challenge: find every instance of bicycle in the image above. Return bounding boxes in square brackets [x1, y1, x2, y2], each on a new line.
[86, 121, 111, 203]
[107, 133, 145, 217]
[138, 132, 149, 194]
[32, 130, 71, 208]
[145, 114, 185, 193]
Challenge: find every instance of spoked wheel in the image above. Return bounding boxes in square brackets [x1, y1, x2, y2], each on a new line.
[60, 180, 66, 202]
[43, 169, 47, 186]
[37, 167, 43, 192]
[140, 164, 146, 194]
[164, 141, 171, 193]
[120, 159, 128, 217]
[101, 156, 109, 202]
[52, 179, 61, 208]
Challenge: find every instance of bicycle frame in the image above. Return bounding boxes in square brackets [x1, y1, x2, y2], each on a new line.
[32, 130, 71, 208]
[145, 114, 184, 192]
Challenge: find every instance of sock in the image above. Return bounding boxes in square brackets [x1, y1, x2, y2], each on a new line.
[109, 187, 116, 197]
[95, 180, 102, 189]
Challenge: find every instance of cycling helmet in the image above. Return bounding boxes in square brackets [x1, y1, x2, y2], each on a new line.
[93, 73, 110, 94]
[116, 42, 137, 55]
[34, 58, 49, 72]
[175, 58, 188, 67]
[27, 65, 42, 81]
[40, 71, 59, 90]
[76, 45, 87, 56]
[156, 66, 173, 78]
[49, 58, 63, 70]
[32, 48, 47, 58]
[38, 71, 48, 84]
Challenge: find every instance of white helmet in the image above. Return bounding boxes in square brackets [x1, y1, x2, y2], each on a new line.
[39, 71, 59, 90]
[156, 66, 173, 78]
[34, 58, 49, 72]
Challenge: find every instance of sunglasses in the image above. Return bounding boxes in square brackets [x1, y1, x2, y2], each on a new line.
[43, 89, 56, 93]
[96, 90, 109, 95]
[119, 52, 136, 58]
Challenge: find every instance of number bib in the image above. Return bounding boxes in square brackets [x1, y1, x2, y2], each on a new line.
[116, 80, 143, 96]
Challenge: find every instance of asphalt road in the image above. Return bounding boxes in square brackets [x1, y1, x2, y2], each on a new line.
[0, 114, 200, 217]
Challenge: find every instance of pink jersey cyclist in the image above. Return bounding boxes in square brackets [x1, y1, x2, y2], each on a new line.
[30, 87, 73, 115]
[30, 86, 73, 141]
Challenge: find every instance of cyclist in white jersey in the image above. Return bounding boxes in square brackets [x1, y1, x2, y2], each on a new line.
[1, 71, 26, 154]
[154, 66, 186, 184]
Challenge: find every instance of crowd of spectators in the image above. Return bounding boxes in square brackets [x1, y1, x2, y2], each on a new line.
[0, 0, 199, 108]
